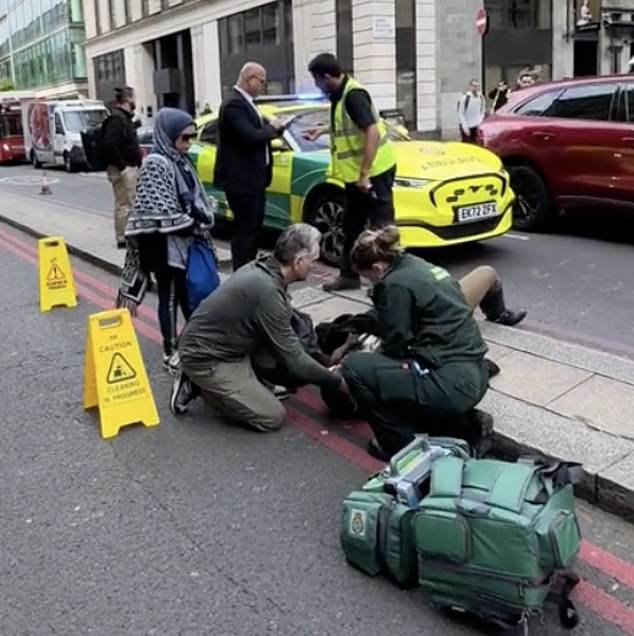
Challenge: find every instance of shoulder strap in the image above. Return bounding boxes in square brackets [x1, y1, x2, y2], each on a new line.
[430, 456, 464, 498]
[485, 462, 540, 513]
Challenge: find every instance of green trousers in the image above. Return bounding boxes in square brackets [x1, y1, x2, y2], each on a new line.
[342, 352, 489, 455]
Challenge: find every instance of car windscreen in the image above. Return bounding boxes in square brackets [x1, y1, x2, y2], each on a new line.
[284, 107, 410, 152]
[0, 114, 22, 138]
[63, 109, 108, 133]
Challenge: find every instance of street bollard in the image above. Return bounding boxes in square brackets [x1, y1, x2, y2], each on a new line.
[39, 170, 52, 195]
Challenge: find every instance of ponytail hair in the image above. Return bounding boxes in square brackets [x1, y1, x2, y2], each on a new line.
[350, 225, 403, 271]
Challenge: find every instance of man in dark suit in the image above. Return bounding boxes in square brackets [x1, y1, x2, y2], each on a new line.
[214, 62, 286, 270]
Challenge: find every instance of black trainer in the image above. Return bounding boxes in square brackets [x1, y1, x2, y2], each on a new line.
[169, 373, 196, 416]
[323, 276, 361, 293]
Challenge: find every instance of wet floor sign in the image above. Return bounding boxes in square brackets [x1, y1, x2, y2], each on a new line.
[37, 236, 77, 312]
[83, 309, 159, 439]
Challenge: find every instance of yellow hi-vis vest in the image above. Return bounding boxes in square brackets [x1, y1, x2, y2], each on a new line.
[331, 77, 396, 183]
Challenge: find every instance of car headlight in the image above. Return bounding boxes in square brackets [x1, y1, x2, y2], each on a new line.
[2, 144, 9, 152]
[394, 178, 431, 189]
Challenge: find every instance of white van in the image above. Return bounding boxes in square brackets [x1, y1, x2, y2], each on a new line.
[22, 99, 109, 172]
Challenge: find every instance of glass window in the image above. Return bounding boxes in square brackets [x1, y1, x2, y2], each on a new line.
[244, 8, 261, 47]
[0, 114, 23, 137]
[487, 0, 551, 30]
[336, 0, 353, 73]
[544, 84, 617, 121]
[63, 109, 107, 133]
[625, 85, 634, 122]
[262, 3, 278, 45]
[199, 121, 218, 144]
[55, 112, 64, 134]
[228, 14, 243, 54]
[515, 90, 560, 116]
[395, 0, 416, 128]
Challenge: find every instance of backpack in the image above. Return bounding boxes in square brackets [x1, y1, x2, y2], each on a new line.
[341, 436, 472, 587]
[415, 456, 582, 632]
[81, 116, 111, 171]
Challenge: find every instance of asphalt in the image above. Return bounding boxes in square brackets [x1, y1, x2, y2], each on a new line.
[1, 226, 634, 635]
[0, 164, 633, 353]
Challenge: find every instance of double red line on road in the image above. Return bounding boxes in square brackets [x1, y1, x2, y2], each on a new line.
[0, 227, 633, 634]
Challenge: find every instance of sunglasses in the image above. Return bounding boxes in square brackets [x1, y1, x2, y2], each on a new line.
[179, 133, 196, 142]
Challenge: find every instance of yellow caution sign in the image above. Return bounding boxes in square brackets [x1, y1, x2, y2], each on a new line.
[37, 236, 77, 312]
[83, 309, 159, 439]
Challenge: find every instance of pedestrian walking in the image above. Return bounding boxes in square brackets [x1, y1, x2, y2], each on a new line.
[457, 79, 486, 143]
[214, 62, 286, 271]
[304, 53, 397, 293]
[117, 107, 216, 375]
[103, 87, 142, 248]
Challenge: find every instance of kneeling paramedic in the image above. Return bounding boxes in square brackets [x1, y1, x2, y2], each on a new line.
[174, 224, 342, 431]
[340, 227, 525, 459]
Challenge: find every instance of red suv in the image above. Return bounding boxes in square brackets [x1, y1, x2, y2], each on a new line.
[479, 75, 634, 230]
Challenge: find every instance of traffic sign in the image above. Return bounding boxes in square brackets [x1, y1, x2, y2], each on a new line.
[476, 7, 489, 36]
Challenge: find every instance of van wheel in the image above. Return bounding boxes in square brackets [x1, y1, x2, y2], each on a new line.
[64, 153, 76, 173]
[31, 150, 42, 169]
[304, 188, 345, 267]
[508, 164, 552, 231]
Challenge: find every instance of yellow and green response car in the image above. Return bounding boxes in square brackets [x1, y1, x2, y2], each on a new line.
[189, 96, 514, 265]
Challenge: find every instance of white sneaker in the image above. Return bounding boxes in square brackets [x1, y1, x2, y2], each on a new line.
[162, 351, 181, 376]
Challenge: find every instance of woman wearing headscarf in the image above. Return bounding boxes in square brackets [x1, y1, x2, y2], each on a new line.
[117, 107, 216, 374]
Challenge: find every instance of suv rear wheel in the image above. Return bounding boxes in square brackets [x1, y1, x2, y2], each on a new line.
[508, 164, 552, 231]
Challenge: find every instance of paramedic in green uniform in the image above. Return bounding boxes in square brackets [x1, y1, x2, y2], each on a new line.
[341, 226, 512, 460]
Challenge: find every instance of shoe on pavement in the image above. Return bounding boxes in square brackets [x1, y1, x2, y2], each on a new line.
[468, 409, 495, 458]
[490, 309, 527, 327]
[162, 351, 181, 376]
[170, 373, 196, 416]
[367, 437, 391, 462]
[323, 276, 361, 293]
[116, 240, 126, 249]
[485, 358, 501, 378]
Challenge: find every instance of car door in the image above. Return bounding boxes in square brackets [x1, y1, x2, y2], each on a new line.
[265, 134, 293, 230]
[52, 111, 65, 165]
[190, 119, 228, 217]
[612, 81, 634, 204]
[539, 82, 622, 202]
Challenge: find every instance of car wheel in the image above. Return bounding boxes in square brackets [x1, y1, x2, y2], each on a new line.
[31, 150, 42, 169]
[305, 189, 345, 267]
[64, 153, 75, 173]
[508, 164, 552, 231]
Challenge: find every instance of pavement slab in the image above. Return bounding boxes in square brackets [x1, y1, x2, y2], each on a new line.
[490, 350, 593, 406]
[550, 375, 634, 441]
[598, 452, 634, 522]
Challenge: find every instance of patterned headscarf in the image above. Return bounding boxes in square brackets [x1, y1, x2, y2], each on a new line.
[151, 107, 214, 228]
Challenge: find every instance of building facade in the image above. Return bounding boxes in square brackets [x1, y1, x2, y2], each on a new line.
[81, 0, 634, 134]
[0, 0, 89, 98]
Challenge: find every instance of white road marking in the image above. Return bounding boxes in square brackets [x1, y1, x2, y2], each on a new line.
[0, 174, 59, 186]
[503, 232, 530, 241]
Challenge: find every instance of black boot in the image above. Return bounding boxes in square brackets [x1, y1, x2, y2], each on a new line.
[481, 281, 527, 327]
[323, 276, 361, 292]
[485, 358, 501, 378]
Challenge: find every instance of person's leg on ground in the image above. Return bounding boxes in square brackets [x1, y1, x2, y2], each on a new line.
[367, 166, 396, 228]
[226, 191, 260, 271]
[323, 184, 368, 292]
[154, 266, 180, 375]
[459, 265, 527, 326]
[107, 166, 129, 246]
[185, 358, 286, 432]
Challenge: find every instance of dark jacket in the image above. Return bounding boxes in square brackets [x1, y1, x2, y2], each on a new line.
[103, 106, 141, 170]
[369, 254, 487, 368]
[179, 255, 340, 389]
[213, 88, 279, 194]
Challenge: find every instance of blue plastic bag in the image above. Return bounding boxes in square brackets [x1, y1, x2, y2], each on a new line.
[186, 239, 220, 312]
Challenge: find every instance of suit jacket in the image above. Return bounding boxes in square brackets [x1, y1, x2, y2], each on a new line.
[213, 88, 278, 195]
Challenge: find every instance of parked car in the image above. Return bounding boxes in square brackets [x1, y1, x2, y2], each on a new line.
[189, 96, 514, 265]
[479, 75, 634, 231]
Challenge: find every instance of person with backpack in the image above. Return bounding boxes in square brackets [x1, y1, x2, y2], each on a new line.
[103, 87, 142, 248]
[457, 79, 486, 143]
[116, 108, 216, 375]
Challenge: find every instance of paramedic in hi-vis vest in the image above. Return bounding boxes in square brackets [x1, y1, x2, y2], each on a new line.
[304, 54, 397, 292]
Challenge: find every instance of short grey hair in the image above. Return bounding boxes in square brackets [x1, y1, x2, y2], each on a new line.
[274, 223, 321, 265]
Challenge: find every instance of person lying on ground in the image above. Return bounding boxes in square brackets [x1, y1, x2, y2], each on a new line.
[170, 224, 342, 428]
